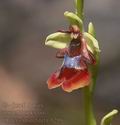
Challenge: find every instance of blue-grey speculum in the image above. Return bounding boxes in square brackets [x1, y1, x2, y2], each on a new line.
[63, 54, 82, 69]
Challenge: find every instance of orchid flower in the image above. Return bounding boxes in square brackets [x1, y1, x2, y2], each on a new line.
[45, 11, 100, 93]
[46, 25, 97, 92]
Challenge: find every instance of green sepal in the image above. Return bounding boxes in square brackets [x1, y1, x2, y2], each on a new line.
[45, 32, 72, 49]
[87, 44, 94, 54]
[64, 11, 83, 31]
[84, 32, 100, 53]
[101, 109, 118, 125]
[87, 22, 100, 93]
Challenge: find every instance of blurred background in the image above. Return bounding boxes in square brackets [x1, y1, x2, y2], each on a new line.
[0, 0, 119, 125]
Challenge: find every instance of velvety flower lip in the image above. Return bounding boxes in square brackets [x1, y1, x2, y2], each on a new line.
[47, 26, 96, 92]
[47, 67, 90, 92]
[61, 68, 90, 92]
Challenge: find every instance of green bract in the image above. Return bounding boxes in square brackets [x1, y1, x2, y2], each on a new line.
[101, 110, 118, 125]
[88, 22, 96, 38]
[64, 11, 83, 31]
[45, 32, 72, 49]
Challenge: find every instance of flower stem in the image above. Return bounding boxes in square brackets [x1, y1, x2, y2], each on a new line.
[75, 0, 97, 125]
[84, 87, 96, 125]
[75, 0, 84, 21]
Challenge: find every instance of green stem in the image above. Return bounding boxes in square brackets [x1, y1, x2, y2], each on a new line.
[75, 0, 84, 20]
[75, 0, 97, 125]
[84, 87, 96, 125]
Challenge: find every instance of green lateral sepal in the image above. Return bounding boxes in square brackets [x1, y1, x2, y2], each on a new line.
[45, 32, 72, 49]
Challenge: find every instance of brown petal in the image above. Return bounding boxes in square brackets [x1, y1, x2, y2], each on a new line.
[81, 38, 96, 64]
